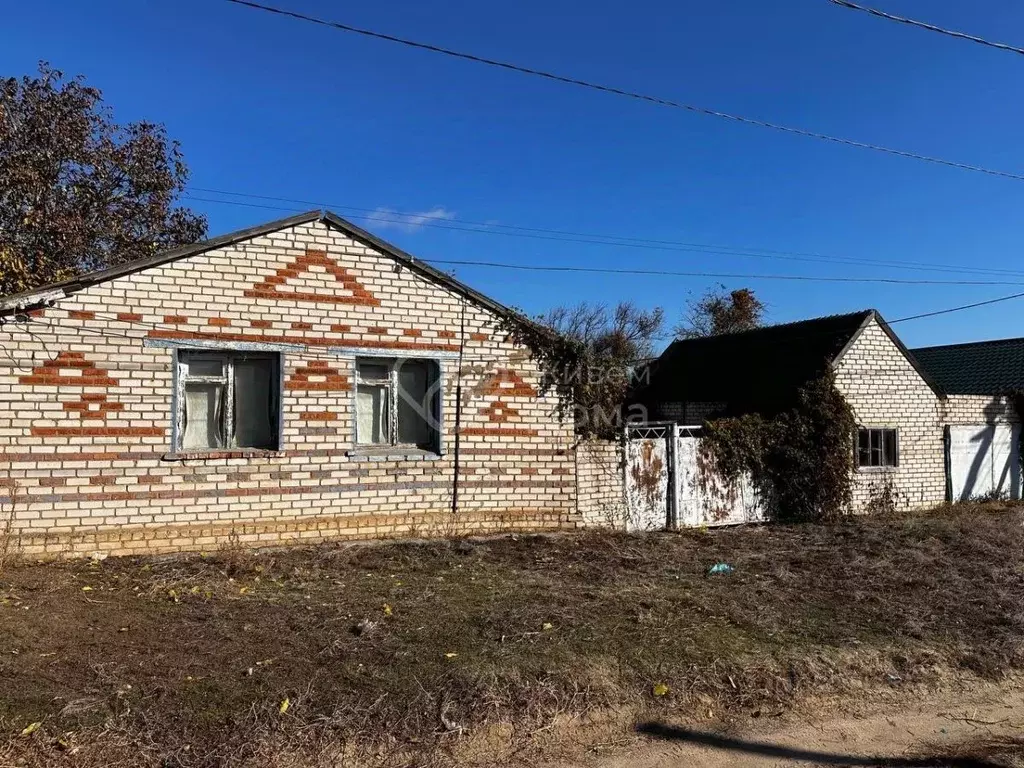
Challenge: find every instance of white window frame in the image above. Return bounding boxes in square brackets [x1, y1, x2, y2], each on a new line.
[174, 350, 282, 453]
[353, 357, 441, 453]
[855, 426, 899, 470]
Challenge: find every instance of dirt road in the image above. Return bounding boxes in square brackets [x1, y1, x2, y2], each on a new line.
[547, 681, 1024, 767]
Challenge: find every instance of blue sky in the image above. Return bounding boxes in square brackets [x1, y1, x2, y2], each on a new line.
[6, 0, 1024, 349]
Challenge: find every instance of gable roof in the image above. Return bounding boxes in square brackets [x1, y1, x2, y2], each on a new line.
[637, 309, 941, 414]
[0, 210, 518, 322]
[911, 337, 1024, 395]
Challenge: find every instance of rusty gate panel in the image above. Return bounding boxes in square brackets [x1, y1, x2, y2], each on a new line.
[677, 427, 765, 527]
[624, 424, 673, 531]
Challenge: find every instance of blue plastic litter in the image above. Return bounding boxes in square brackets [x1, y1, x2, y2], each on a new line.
[708, 563, 734, 575]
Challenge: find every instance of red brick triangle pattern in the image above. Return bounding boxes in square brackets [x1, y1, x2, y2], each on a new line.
[244, 248, 380, 306]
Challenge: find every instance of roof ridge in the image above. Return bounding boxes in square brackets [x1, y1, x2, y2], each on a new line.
[668, 308, 874, 347]
[0, 209, 522, 324]
[912, 336, 1024, 352]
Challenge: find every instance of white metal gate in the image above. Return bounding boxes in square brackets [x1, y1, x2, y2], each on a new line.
[676, 427, 764, 527]
[947, 424, 1021, 501]
[624, 424, 765, 530]
[624, 424, 673, 531]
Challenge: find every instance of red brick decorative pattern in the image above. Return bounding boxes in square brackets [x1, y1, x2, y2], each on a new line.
[146, 329, 459, 352]
[458, 427, 540, 437]
[298, 411, 340, 422]
[30, 426, 165, 437]
[286, 361, 352, 392]
[480, 400, 520, 423]
[243, 248, 381, 306]
[62, 393, 125, 419]
[19, 352, 118, 387]
[68, 310, 95, 320]
[479, 369, 537, 397]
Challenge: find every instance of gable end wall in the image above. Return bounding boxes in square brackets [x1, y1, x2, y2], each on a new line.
[834, 319, 945, 511]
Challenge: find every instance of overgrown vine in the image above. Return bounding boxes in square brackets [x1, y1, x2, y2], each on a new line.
[496, 313, 637, 438]
[700, 371, 857, 523]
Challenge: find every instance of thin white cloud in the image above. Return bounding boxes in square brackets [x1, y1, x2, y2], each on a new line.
[365, 206, 455, 233]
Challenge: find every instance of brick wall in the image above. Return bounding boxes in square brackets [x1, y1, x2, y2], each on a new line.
[653, 401, 725, 424]
[943, 394, 1019, 425]
[834, 319, 946, 511]
[575, 439, 626, 527]
[0, 220, 584, 557]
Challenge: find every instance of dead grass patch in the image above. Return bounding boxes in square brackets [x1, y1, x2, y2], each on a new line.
[1, 503, 1023, 766]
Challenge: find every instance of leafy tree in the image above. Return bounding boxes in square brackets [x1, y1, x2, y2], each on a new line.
[675, 285, 764, 339]
[0, 62, 206, 296]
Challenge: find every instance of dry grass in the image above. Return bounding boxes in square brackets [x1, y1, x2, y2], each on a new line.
[0, 481, 19, 577]
[2, 503, 1024, 766]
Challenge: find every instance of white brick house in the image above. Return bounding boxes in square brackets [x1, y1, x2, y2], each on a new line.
[639, 310, 950, 512]
[0, 211, 611, 557]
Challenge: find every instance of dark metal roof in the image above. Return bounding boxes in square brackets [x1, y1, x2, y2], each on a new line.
[0, 210, 521, 323]
[638, 309, 942, 414]
[911, 337, 1024, 395]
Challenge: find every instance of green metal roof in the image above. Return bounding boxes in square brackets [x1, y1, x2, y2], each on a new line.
[911, 338, 1024, 395]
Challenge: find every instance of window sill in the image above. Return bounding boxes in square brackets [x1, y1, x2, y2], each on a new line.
[162, 449, 285, 461]
[856, 465, 899, 474]
[345, 447, 443, 462]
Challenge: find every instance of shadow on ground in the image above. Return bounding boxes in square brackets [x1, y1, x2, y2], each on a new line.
[637, 723, 1024, 767]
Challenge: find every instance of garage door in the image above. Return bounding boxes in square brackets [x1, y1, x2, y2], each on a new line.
[947, 425, 1021, 502]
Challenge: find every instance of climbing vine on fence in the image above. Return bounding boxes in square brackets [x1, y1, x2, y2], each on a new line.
[700, 371, 857, 523]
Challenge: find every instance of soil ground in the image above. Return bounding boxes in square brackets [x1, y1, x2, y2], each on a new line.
[554, 678, 1024, 767]
[2, 503, 1024, 766]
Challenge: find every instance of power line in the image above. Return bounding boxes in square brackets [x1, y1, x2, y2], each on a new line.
[829, 0, 1024, 57]
[418, 257, 1024, 287]
[223, 0, 1024, 183]
[184, 192, 1024, 280]
[890, 290, 1024, 323]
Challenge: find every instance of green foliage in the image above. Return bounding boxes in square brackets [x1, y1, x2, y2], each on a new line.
[675, 285, 765, 339]
[702, 371, 856, 522]
[0, 62, 206, 296]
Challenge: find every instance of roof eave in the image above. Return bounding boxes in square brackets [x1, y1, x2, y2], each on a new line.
[0, 210, 324, 317]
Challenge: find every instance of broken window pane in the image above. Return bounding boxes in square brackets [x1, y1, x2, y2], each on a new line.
[396, 360, 432, 446]
[233, 357, 276, 449]
[183, 382, 224, 450]
[357, 383, 390, 444]
[358, 363, 390, 383]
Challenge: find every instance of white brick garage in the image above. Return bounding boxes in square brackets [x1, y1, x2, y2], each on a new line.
[913, 340, 1024, 502]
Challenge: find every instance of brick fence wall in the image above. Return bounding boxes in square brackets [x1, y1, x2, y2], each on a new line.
[575, 439, 626, 527]
[0, 219, 585, 557]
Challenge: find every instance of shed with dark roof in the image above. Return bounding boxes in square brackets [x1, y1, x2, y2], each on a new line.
[637, 309, 940, 418]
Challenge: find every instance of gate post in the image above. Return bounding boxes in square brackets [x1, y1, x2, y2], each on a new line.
[669, 423, 680, 529]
